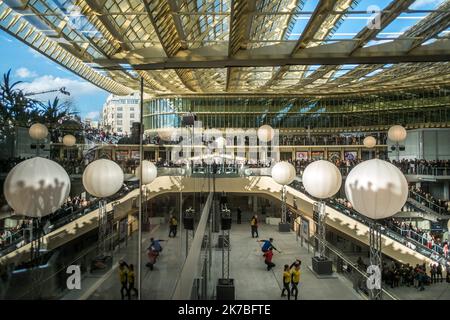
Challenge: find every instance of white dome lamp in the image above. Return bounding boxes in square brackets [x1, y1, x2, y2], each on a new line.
[344, 159, 408, 299]
[302, 160, 342, 261]
[82, 159, 124, 258]
[4, 157, 71, 218]
[63, 134, 77, 147]
[271, 161, 296, 232]
[29, 123, 48, 140]
[4, 157, 71, 258]
[157, 126, 175, 142]
[363, 136, 377, 159]
[29, 123, 48, 157]
[257, 125, 275, 143]
[388, 125, 407, 161]
[135, 160, 157, 185]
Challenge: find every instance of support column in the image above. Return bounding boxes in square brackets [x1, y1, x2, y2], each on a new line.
[368, 221, 383, 300]
[443, 181, 450, 201]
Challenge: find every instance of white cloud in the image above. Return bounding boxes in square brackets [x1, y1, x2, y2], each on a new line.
[1, 36, 12, 43]
[17, 74, 103, 96]
[15, 67, 38, 78]
[85, 111, 100, 120]
[410, 0, 443, 9]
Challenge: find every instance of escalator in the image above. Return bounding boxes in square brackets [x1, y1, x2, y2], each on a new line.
[288, 180, 448, 267]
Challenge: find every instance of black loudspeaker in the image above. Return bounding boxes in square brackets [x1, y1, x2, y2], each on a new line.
[183, 216, 194, 230]
[217, 278, 235, 300]
[221, 217, 232, 230]
[399, 146, 405, 151]
[182, 113, 197, 126]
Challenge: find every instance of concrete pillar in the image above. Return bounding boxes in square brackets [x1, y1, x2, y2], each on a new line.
[418, 130, 424, 160]
[253, 196, 258, 213]
[443, 182, 450, 200]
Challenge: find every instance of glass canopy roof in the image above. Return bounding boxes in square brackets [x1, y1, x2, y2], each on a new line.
[0, 0, 449, 97]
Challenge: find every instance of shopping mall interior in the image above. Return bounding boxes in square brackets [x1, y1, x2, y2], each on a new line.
[0, 0, 450, 301]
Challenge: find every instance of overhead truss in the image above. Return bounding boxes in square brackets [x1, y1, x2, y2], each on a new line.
[1, 0, 449, 96]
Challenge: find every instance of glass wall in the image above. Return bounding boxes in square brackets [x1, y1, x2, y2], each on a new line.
[143, 89, 450, 131]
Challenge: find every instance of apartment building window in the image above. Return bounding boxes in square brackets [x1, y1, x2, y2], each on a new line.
[117, 107, 123, 112]
[117, 120, 123, 125]
[130, 113, 135, 119]
[117, 113, 123, 119]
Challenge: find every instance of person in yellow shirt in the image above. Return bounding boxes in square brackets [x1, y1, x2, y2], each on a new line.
[250, 215, 259, 238]
[290, 260, 301, 300]
[118, 261, 128, 300]
[169, 215, 178, 238]
[281, 264, 291, 300]
[127, 264, 138, 299]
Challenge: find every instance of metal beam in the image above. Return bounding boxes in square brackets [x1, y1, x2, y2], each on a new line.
[351, 0, 416, 53]
[143, 0, 201, 92]
[402, 1, 450, 51]
[226, 0, 256, 92]
[97, 51, 450, 70]
[261, 0, 355, 90]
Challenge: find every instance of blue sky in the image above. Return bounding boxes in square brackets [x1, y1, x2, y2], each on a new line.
[0, 32, 108, 120]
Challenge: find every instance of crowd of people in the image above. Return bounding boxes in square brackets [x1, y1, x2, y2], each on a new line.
[391, 159, 450, 175]
[382, 218, 449, 256]
[84, 127, 121, 145]
[357, 257, 450, 292]
[409, 185, 449, 213]
[280, 133, 388, 146]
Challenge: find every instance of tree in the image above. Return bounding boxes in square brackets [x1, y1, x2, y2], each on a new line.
[0, 69, 40, 142]
[38, 96, 74, 127]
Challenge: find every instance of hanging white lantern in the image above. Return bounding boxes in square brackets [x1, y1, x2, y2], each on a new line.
[135, 160, 157, 184]
[82, 159, 124, 198]
[363, 136, 376, 149]
[29, 123, 48, 140]
[4, 157, 71, 217]
[257, 125, 275, 143]
[271, 161, 296, 185]
[344, 159, 408, 220]
[388, 125, 407, 142]
[302, 160, 342, 199]
[63, 134, 77, 147]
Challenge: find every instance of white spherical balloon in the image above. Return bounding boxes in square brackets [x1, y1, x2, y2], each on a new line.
[29, 123, 48, 140]
[345, 159, 408, 220]
[257, 125, 275, 143]
[363, 136, 376, 149]
[271, 162, 296, 185]
[63, 134, 77, 147]
[4, 157, 71, 217]
[82, 159, 124, 198]
[388, 125, 407, 142]
[302, 160, 342, 199]
[135, 160, 157, 184]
